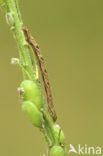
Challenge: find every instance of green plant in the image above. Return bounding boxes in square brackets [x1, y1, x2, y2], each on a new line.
[0, 0, 67, 155]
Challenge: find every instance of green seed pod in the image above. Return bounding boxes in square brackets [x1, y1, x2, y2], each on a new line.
[20, 80, 42, 109]
[53, 124, 65, 144]
[50, 146, 65, 156]
[22, 101, 42, 128]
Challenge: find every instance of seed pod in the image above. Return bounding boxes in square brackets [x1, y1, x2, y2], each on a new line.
[22, 101, 42, 128]
[53, 124, 65, 144]
[50, 146, 65, 156]
[20, 80, 42, 109]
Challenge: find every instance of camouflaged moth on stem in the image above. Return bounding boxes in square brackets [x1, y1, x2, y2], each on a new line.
[0, 0, 67, 155]
[22, 27, 57, 122]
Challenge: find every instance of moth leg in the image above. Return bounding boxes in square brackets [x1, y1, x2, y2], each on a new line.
[35, 64, 39, 79]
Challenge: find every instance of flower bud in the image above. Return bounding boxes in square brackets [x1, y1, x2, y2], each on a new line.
[22, 101, 42, 128]
[20, 80, 42, 109]
[53, 124, 65, 144]
[50, 146, 65, 156]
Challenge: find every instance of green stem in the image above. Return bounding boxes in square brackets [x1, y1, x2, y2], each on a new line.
[41, 108, 55, 144]
[5, 0, 36, 81]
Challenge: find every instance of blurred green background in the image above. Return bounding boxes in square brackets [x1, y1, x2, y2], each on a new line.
[0, 0, 103, 155]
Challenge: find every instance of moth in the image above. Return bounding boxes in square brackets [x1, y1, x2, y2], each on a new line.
[22, 27, 57, 121]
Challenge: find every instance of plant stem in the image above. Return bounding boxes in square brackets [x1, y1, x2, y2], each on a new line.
[5, 0, 36, 81]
